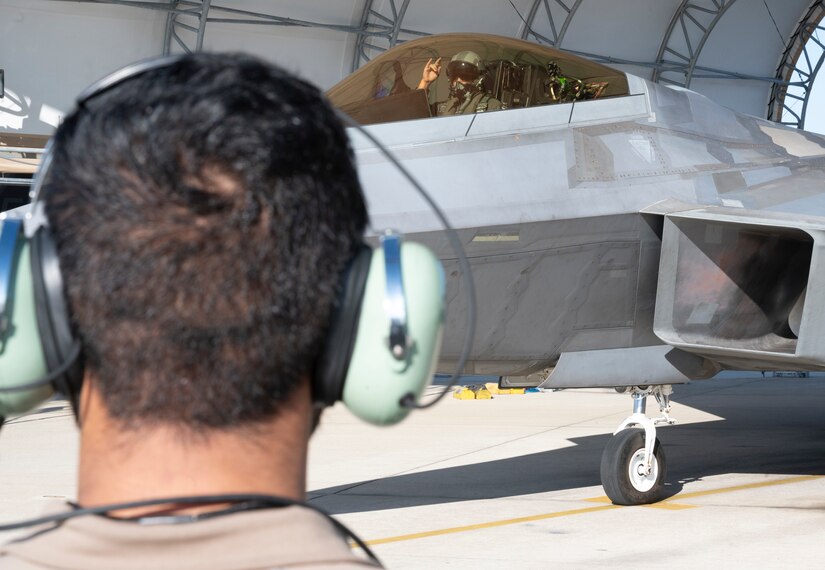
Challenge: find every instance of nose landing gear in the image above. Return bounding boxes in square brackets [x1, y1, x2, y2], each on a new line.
[600, 386, 675, 505]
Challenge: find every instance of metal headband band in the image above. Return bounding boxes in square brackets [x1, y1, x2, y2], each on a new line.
[380, 231, 410, 360]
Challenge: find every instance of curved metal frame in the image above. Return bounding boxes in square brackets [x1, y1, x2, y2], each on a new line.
[519, 0, 584, 48]
[164, 0, 212, 55]
[351, 0, 424, 73]
[767, 0, 825, 129]
[653, 0, 738, 87]
[36, 0, 823, 128]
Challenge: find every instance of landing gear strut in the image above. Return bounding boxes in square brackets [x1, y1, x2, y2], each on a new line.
[600, 385, 675, 505]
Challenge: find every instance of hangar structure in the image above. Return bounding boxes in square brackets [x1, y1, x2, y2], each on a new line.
[191, 0, 825, 130]
[1, 0, 824, 133]
[0, 0, 825, 134]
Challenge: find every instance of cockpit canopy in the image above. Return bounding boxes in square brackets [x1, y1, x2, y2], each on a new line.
[327, 33, 629, 125]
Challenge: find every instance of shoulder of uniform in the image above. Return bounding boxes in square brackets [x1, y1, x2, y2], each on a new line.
[1, 506, 382, 569]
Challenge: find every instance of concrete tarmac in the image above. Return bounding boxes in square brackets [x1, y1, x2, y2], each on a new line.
[2, 373, 825, 568]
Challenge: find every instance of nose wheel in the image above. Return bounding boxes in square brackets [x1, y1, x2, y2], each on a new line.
[600, 428, 667, 505]
[600, 386, 675, 505]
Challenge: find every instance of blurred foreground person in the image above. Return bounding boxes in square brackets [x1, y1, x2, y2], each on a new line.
[0, 52, 380, 569]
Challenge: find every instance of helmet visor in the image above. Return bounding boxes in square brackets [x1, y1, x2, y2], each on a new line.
[446, 60, 480, 82]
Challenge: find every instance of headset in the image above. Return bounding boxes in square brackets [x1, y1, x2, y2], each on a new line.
[0, 54, 465, 427]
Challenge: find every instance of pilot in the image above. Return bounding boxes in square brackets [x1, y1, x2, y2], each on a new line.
[417, 51, 504, 116]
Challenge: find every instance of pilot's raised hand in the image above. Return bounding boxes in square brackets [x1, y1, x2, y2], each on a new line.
[417, 57, 442, 90]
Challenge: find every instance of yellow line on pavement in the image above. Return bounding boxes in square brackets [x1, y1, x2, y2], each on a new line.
[584, 496, 695, 509]
[363, 504, 619, 546]
[669, 474, 824, 501]
[584, 474, 824, 507]
[359, 474, 824, 547]
[645, 501, 696, 510]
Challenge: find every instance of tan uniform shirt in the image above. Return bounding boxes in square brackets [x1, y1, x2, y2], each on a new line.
[0, 504, 380, 570]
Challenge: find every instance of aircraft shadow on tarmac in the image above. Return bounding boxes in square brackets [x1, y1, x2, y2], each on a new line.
[309, 377, 825, 515]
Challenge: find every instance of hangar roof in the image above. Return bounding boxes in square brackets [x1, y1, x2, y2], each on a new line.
[21, 0, 825, 128]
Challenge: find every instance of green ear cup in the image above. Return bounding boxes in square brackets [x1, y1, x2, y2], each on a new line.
[342, 242, 445, 425]
[0, 240, 52, 416]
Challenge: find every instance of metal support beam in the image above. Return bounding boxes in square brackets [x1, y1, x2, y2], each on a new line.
[163, 0, 211, 55]
[520, 0, 583, 48]
[653, 0, 738, 88]
[351, 0, 430, 72]
[45, 0, 429, 72]
[768, 0, 825, 129]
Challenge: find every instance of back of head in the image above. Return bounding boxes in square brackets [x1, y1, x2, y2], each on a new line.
[43, 53, 367, 431]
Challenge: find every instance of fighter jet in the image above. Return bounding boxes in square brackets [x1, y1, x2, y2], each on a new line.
[327, 32, 825, 505]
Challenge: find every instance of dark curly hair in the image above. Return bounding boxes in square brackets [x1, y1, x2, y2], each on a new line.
[43, 53, 367, 430]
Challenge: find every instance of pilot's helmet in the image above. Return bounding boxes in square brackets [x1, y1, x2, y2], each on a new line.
[447, 51, 483, 82]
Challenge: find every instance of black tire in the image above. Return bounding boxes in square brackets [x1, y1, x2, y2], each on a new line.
[600, 428, 667, 505]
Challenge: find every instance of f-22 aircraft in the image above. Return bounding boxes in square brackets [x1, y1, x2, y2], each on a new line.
[328, 33, 825, 505]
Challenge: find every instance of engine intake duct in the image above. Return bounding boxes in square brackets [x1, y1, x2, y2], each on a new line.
[654, 208, 825, 369]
